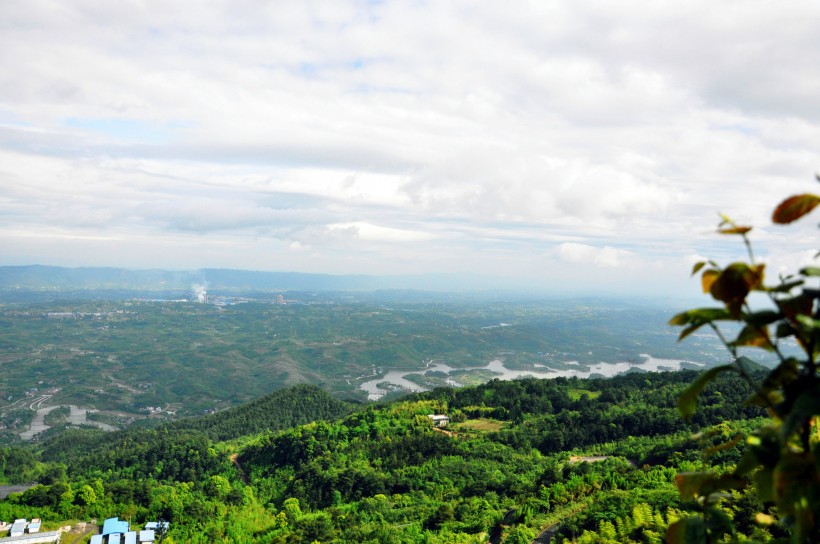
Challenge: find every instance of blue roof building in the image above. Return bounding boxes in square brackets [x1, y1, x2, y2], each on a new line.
[25, 519, 39, 534]
[102, 517, 129, 536]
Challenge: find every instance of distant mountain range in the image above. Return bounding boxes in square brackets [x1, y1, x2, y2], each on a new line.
[0, 265, 514, 299]
[0, 265, 387, 292]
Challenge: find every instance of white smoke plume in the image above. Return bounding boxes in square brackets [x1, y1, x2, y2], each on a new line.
[192, 284, 207, 303]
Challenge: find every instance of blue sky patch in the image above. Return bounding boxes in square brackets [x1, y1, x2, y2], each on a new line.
[64, 117, 186, 144]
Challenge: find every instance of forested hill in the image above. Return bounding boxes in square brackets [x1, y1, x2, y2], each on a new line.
[163, 383, 354, 441]
[0, 370, 768, 543]
[33, 384, 353, 476]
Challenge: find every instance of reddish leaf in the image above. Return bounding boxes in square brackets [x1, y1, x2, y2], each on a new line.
[709, 263, 763, 316]
[701, 269, 719, 294]
[731, 325, 773, 351]
[666, 518, 708, 544]
[675, 472, 714, 500]
[777, 294, 813, 320]
[718, 226, 752, 235]
[772, 194, 820, 224]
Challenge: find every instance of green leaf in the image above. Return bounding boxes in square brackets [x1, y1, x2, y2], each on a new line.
[676, 472, 714, 500]
[765, 278, 804, 293]
[691, 261, 707, 276]
[669, 308, 733, 327]
[746, 359, 798, 407]
[799, 266, 820, 277]
[677, 323, 704, 342]
[704, 433, 744, 457]
[752, 467, 775, 503]
[675, 471, 747, 501]
[772, 193, 820, 224]
[736, 424, 780, 476]
[743, 310, 781, 327]
[671, 308, 734, 341]
[730, 325, 774, 351]
[776, 293, 814, 319]
[780, 390, 820, 440]
[775, 322, 795, 338]
[702, 505, 736, 536]
[795, 314, 820, 331]
[666, 517, 708, 544]
[773, 452, 818, 522]
[678, 364, 736, 420]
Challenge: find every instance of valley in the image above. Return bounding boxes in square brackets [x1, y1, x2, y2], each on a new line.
[0, 294, 737, 443]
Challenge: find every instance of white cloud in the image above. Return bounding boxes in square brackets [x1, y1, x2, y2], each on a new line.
[554, 243, 635, 268]
[0, 1, 819, 295]
[327, 222, 436, 243]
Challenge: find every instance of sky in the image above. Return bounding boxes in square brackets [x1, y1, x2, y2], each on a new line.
[1, 1, 819, 298]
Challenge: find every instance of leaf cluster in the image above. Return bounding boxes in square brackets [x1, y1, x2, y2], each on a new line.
[668, 188, 820, 543]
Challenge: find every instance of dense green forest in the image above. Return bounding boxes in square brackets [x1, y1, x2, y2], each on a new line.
[0, 369, 775, 543]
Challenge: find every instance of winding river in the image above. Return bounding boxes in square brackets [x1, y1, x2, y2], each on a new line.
[359, 354, 702, 400]
[20, 404, 117, 440]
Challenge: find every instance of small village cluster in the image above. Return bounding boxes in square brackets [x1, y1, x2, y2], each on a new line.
[89, 518, 168, 544]
[0, 517, 168, 544]
[0, 518, 58, 543]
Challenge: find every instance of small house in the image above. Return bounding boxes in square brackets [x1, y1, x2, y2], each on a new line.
[427, 414, 450, 428]
[143, 522, 169, 532]
[10, 519, 26, 537]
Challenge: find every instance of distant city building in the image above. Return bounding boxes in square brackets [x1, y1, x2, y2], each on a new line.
[276, 294, 285, 305]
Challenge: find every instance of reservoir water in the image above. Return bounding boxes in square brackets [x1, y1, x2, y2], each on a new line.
[359, 354, 702, 400]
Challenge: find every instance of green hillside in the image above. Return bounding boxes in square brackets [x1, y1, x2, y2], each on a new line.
[163, 384, 354, 442]
[0, 370, 772, 543]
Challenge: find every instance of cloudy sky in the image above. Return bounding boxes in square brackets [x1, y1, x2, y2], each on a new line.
[1, 1, 819, 297]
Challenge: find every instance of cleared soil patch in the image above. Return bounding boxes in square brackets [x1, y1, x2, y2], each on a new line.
[454, 418, 504, 432]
